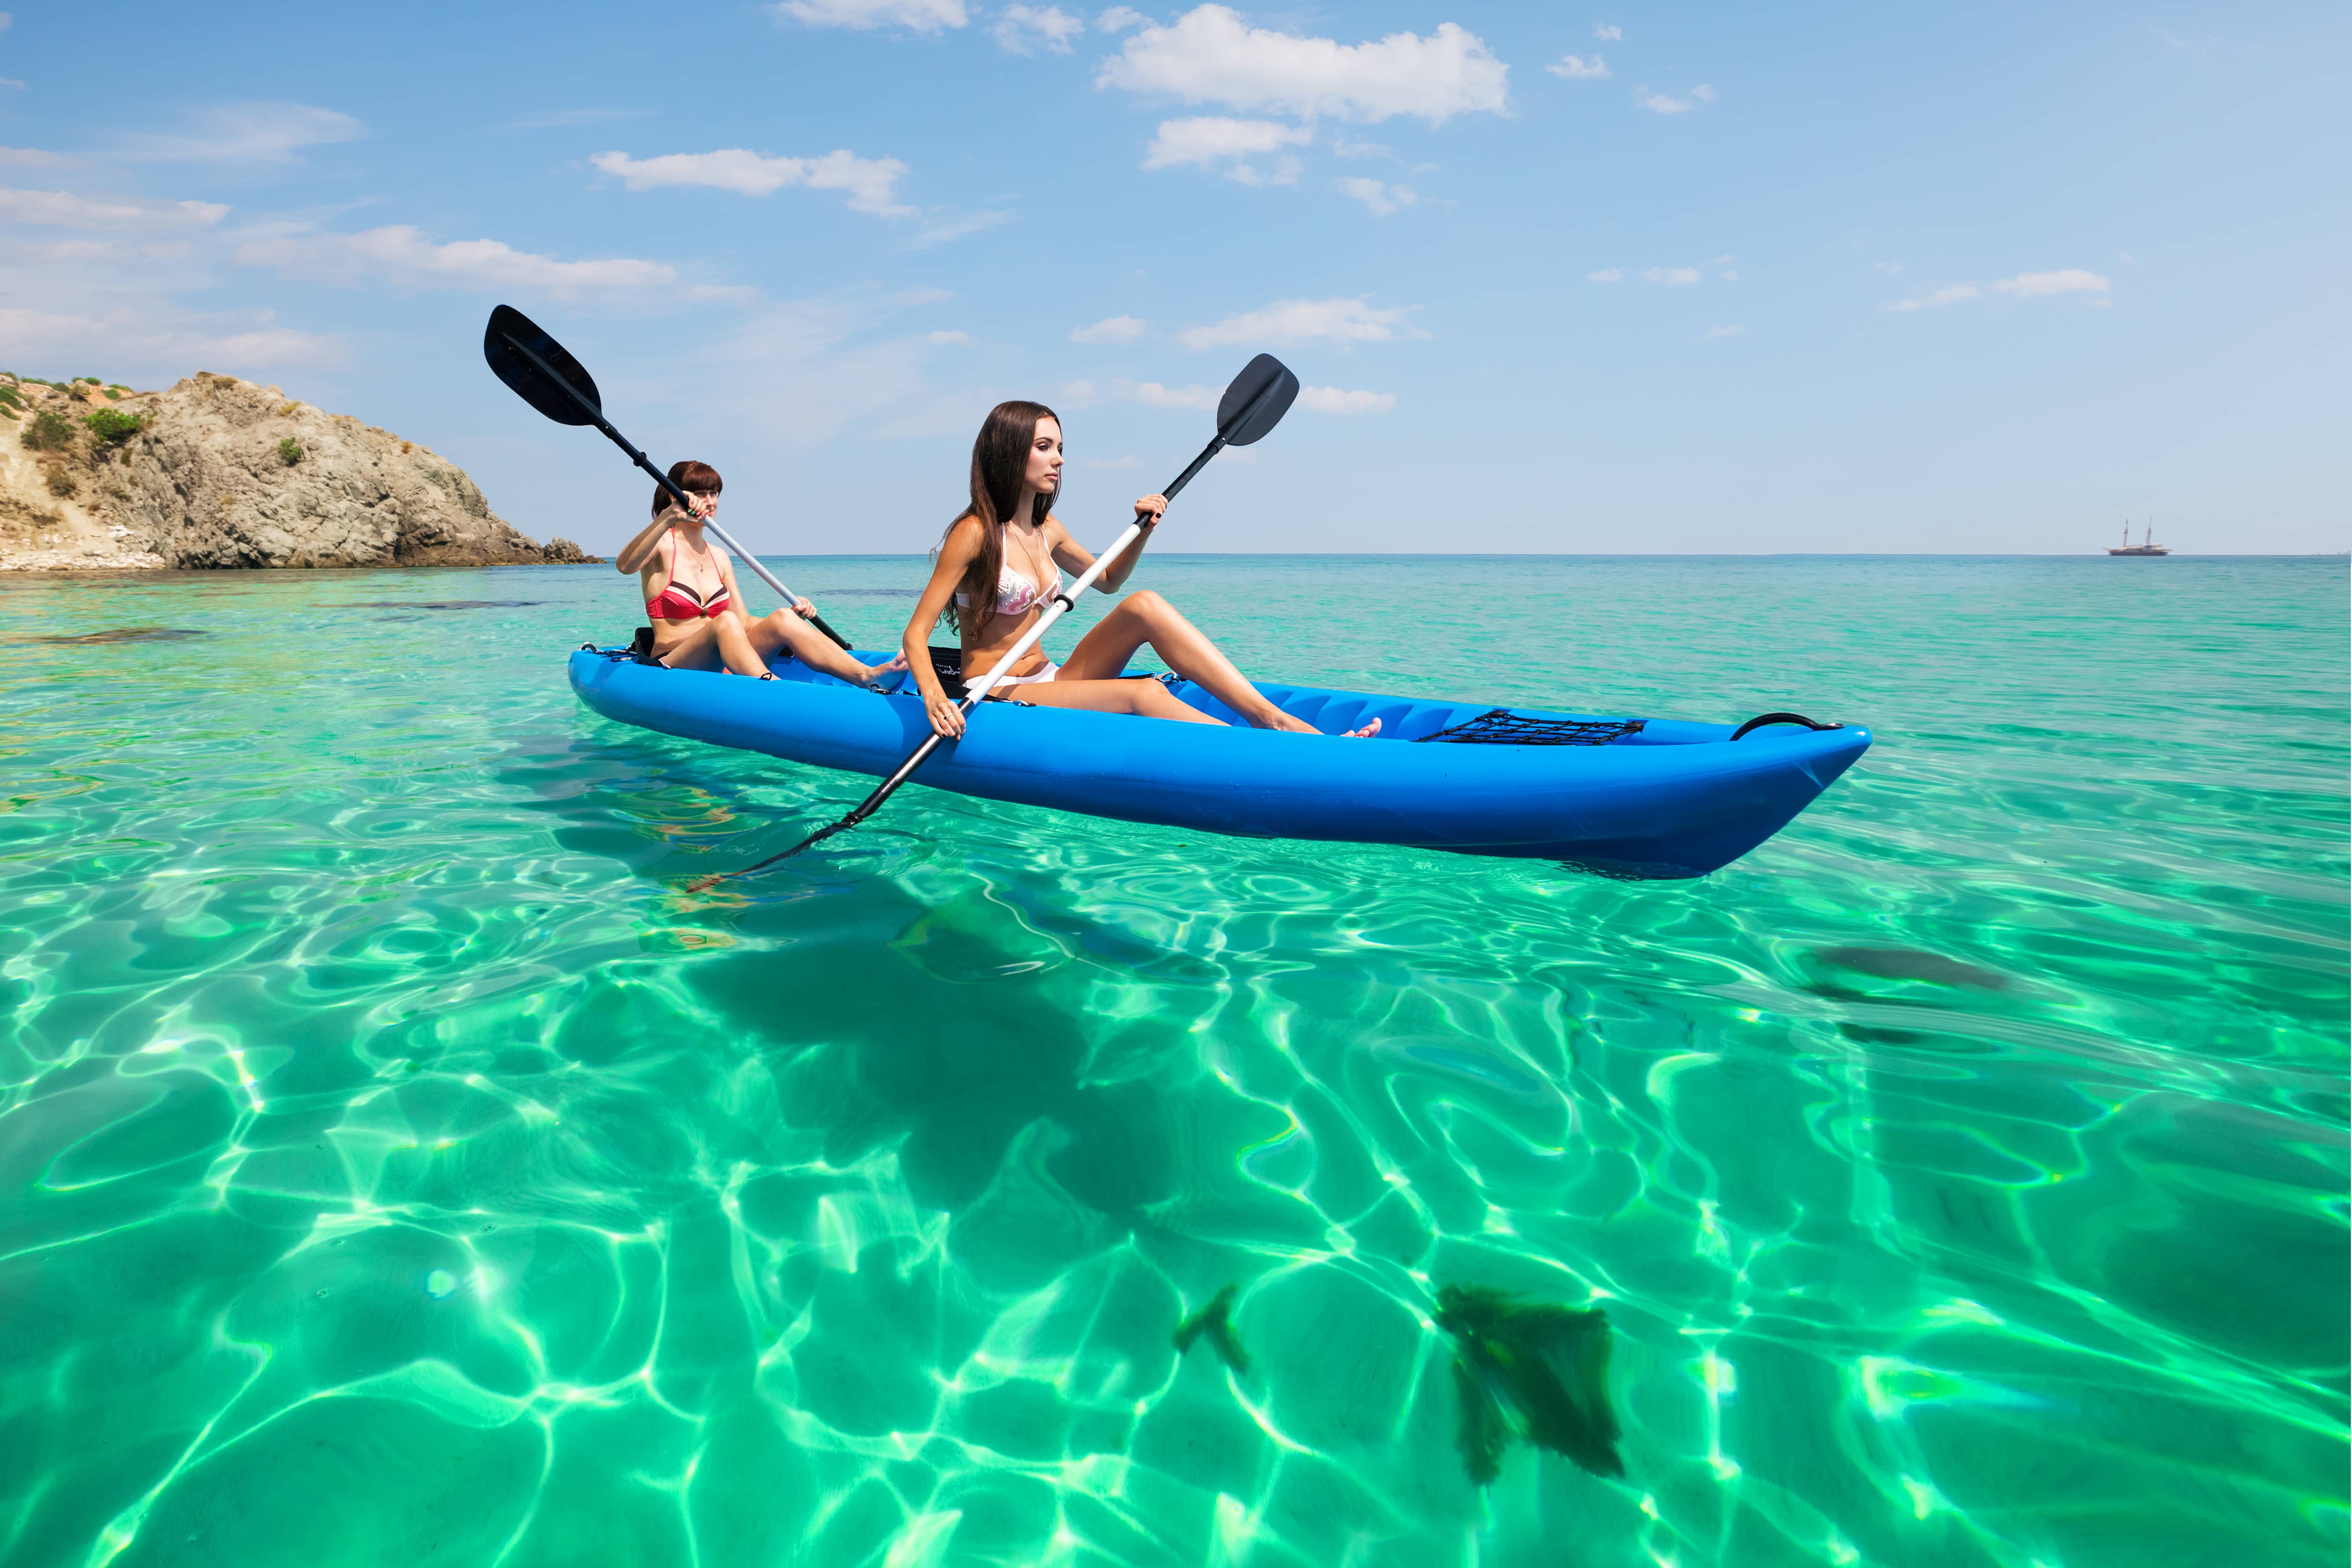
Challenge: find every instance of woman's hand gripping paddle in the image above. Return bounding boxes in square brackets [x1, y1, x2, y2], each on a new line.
[481, 303, 852, 650]
[690, 352, 1301, 889]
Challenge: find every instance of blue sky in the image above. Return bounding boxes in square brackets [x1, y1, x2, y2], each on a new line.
[2, 1, 2344, 554]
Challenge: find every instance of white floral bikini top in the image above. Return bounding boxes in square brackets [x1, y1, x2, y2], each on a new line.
[951, 530, 1063, 615]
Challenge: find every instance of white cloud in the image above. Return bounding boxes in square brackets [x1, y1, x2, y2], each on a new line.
[0, 80, 21, 92]
[0, 304, 340, 371]
[0, 186, 228, 229]
[122, 102, 366, 164]
[1703, 325, 1745, 338]
[6, 236, 199, 268]
[1097, 6, 1147, 29]
[1994, 268, 2110, 298]
[1548, 54, 1609, 79]
[1593, 23, 1622, 40]
[1334, 176, 1415, 216]
[1586, 267, 1622, 283]
[589, 148, 912, 217]
[0, 12, 11, 29]
[1297, 385, 1394, 413]
[1222, 155, 1301, 186]
[993, 3, 1084, 53]
[1178, 294, 1418, 350]
[1062, 379, 1098, 405]
[1718, 269, 1739, 280]
[1890, 284, 1981, 310]
[1072, 314, 1149, 343]
[236, 225, 679, 299]
[1331, 135, 1392, 159]
[1098, 5, 1509, 124]
[1642, 266, 1700, 285]
[1119, 378, 1219, 409]
[772, 0, 966, 29]
[927, 329, 973, 344]
[1639, 84, 1713, 114]
[1141, 115, 1311, 178]
[909, 209, 1013, 246]
[1874, 260, 1903, 275]
[1891, 271, 2110, 312]
[716, 294, 974, 445]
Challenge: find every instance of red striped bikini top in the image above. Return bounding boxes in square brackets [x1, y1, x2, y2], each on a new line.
[645, 527, 732, 620]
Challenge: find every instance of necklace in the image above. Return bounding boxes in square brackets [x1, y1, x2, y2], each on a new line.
[1005, 522, 1050, 586]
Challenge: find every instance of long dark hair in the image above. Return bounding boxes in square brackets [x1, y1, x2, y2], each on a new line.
[940, 401, 1056, 635]
[653, 459, 722, 519]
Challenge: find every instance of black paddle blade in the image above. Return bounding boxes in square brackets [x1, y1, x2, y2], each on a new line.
[1216, 354, 1299, 447]
[484, 304, 601, 427]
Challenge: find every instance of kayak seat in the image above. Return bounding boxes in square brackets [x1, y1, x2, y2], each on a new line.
[927, 645, 968, 701]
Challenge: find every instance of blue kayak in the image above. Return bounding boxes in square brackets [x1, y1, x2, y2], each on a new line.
[568, 649, 1870, 878]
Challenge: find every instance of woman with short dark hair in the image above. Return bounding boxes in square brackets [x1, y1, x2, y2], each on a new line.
[615, 460, 905, 684]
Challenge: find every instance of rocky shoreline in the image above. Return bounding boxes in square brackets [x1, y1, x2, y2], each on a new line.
[1, 371, 599, 573]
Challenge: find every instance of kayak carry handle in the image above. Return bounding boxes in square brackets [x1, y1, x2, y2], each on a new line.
[1730, 712, 1843, 741]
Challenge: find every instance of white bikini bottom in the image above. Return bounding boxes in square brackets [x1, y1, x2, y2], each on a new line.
[979, 660, 1058, 692]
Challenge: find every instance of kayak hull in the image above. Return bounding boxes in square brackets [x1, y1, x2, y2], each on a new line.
[567, 651, 1871, 878]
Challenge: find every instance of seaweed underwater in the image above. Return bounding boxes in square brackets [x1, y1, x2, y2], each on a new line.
[1172, 1283, 1252, 1376]
[1435, 1284, 1623, 1485]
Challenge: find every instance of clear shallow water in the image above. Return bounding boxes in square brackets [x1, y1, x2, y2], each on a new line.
[1, 554, 2344, 1568]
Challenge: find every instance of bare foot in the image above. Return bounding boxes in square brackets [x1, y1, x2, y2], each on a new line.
[1254, 709, 1382, 738]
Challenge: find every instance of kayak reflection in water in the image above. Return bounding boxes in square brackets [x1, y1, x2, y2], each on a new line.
[615, 460, 906, 686]
[902, 401, 1379, 741]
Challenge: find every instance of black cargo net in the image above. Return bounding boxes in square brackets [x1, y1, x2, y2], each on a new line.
[1414, 709, 1646, 746]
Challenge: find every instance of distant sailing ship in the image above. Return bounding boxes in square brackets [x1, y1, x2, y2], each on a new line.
[2107, 520, 2170, 556]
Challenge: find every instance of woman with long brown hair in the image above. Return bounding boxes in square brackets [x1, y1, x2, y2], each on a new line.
[900, 402, 1377, 740]
[616, 460, 905, 684]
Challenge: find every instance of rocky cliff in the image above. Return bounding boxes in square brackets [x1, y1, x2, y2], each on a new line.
[1, 371, 596, 571]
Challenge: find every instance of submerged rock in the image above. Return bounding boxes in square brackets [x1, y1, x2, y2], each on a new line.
[34, 627, 208, 645]
[1436, 1283, 1622, 1484]
[1817, 945, 2009, 991]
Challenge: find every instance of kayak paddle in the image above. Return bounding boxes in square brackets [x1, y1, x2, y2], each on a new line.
[481, 303, 851, 649]
[706, 351, 1300, 882]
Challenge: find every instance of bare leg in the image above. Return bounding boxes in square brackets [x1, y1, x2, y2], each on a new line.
[1058, 591, 1379, 736]
[1005, 676, 1226, 725]
[744, 610, 904, 685]
[655, 615, 773, 677]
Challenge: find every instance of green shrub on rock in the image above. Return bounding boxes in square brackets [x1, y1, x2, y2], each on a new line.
[85, 408, 145, 447]
[278, 436, 303, 466]
[21, 409, 75, 451]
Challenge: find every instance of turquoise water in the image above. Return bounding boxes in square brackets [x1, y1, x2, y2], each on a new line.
[2, 555, 2344, 1568]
